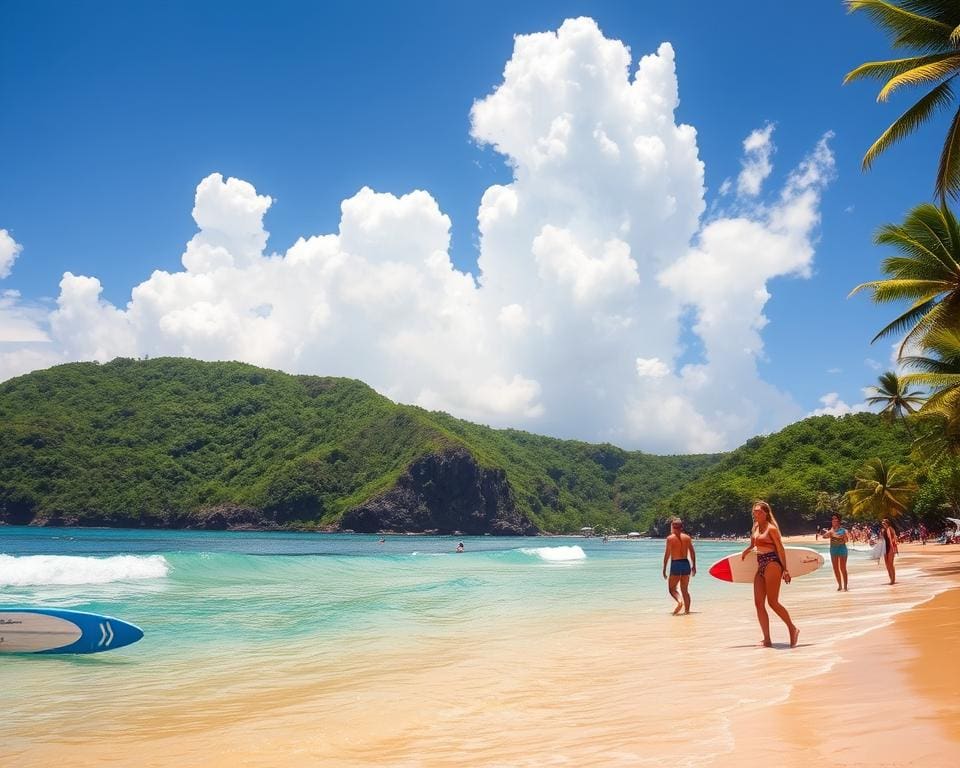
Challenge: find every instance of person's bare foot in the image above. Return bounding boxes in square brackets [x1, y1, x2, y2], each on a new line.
[760, 638, 772, 648]
[672, 603, 683, 615]
[789, 625, 800, 648]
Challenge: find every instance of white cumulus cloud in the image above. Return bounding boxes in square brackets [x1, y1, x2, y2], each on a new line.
[808, 392, 869, 418]
[0, 18, 835, 453]
[0, 229, 23, 279]
[737, 123, 775, 197]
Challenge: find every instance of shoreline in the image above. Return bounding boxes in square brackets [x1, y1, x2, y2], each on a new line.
[715, 543, 960, 767]
[5, 534, 959, 767]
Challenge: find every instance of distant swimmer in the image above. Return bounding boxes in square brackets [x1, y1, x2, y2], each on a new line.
[456, 541, 464, 553]
[378, 537, 385, 544]
[662, 517, 696, 615]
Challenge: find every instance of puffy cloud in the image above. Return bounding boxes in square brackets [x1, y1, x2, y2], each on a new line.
[2, 18, 835, 453]
[0, 290, 50, 343]
[737, 123, 775, 197]
[636, 357, 670, 378]
[0, 229, 22, 279]
[808, 392, 870, 418]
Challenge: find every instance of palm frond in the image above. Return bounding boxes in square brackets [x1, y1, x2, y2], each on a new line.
[898, 293, 960, 352]
[877, 54, 960, 100]
[899, 2, 960, 26]
[942, 201, 960, 252]
[847, 0, 955, 51]
[868, 280, 948, 301]
[867, 296, 937, 343]
[863, 77, 955, 169]
[844, 53, 959, 84]
[904, 203, 960, 268]
[936, 104, 960, 200]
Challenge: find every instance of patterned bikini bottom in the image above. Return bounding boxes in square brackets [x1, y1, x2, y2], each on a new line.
[757, 550, 783, 576]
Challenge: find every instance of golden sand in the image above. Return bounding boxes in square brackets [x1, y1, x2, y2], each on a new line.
[9, 545, 960, 767]
[716, 544, 960, 768]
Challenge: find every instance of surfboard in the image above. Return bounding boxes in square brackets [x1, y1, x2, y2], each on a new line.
[708, 546, 824, 583]
[0, 608, 143, 654]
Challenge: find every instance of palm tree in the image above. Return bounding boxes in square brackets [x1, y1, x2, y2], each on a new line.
[864, 371, 926, 433]
[843, 457, 918, 519]
[911, 409, 960, 461]
[844, 0, 960, 201]
[849, 203, 960, 353]
[901, 325, 960, 414]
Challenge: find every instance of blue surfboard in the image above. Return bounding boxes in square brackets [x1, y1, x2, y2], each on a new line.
[0, 608, 144, 654]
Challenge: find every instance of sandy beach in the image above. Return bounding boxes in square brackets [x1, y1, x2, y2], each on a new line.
[6, 538, 959, 768]
[715, 543, 960, 768]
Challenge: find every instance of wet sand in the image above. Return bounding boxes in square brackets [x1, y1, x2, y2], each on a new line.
[716, 544, 960, 768]
[8, 544, 960, 767]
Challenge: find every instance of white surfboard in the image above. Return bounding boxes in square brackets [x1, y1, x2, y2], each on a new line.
[708, 546, 824, 583]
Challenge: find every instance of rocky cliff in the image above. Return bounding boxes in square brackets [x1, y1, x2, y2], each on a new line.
[340, 448, 537, 535]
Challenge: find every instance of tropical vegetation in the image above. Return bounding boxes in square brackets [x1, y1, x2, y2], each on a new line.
[2, 358, 947, 535]
[842, 457, 918, 518]
[845, 0, 960, 201]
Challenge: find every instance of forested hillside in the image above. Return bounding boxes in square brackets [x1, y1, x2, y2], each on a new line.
[650, 414, 912, 534]
[0, 358, 916, 534]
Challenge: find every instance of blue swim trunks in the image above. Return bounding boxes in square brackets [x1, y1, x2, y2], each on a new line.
[669, 558, 691, 576]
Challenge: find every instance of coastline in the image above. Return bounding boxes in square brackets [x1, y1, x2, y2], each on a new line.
[715, 543, 960, 767]
[5, 534, 959, 767]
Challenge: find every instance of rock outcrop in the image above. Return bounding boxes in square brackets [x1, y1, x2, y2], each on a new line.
[340, 448, 536, 535]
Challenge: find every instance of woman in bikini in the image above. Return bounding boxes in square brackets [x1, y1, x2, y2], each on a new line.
[880, 517, 899, 584]
[740, 500, 799, 648]
[823, 512, 849, 591]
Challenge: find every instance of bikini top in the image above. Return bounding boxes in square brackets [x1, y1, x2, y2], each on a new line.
[754, 525, 776, 548]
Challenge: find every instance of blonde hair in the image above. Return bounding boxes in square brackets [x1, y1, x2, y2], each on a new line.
[751, 500, 779, 533]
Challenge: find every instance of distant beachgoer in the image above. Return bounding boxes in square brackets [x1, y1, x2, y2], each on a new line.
[740, 501, 799, 648]
[662, 517, 696, 615]
[881, 518, 898, 584]
[456, 541, 464, 553]
[823, 513, 849, 591]
[378, 536, 385, 544]
[919, 523, 927, 546]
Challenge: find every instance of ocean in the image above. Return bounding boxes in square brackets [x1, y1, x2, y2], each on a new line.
[1, 527, 951, 767]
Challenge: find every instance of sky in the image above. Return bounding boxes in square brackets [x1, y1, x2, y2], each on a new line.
[0, 0, 949, 453]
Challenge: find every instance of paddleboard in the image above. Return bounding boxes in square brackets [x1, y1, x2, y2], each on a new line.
[708, 546, 824, 583]
[0, 608, 143, 654]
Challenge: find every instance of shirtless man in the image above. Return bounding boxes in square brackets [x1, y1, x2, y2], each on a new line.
[662, 518, 696, 615]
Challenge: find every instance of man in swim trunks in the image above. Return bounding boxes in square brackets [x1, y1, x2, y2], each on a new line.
[662, 517, 696, 615]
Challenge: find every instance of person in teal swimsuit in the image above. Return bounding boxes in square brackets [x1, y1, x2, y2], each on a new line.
[823, 513, 849, 591]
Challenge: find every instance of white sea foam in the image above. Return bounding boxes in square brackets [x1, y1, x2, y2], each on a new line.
[0, 554, 170, 586]
[519, 545, 586, 562]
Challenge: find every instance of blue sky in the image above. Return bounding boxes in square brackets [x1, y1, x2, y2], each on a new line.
[0, 1, 947, 451]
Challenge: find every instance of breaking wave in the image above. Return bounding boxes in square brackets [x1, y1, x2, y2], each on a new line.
[0, 554, 170, 586]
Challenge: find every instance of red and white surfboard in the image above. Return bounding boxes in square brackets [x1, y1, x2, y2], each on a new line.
[709, 546, 824, 583]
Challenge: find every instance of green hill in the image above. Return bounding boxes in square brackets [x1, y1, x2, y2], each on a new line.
[649, 413, 912, 534]
[0, 358, 719, 533]
[0, 357, 916, 534]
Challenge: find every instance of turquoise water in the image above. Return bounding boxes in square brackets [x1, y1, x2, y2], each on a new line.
[1, 527, 760, 649]
[3, 527, 952, 767]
